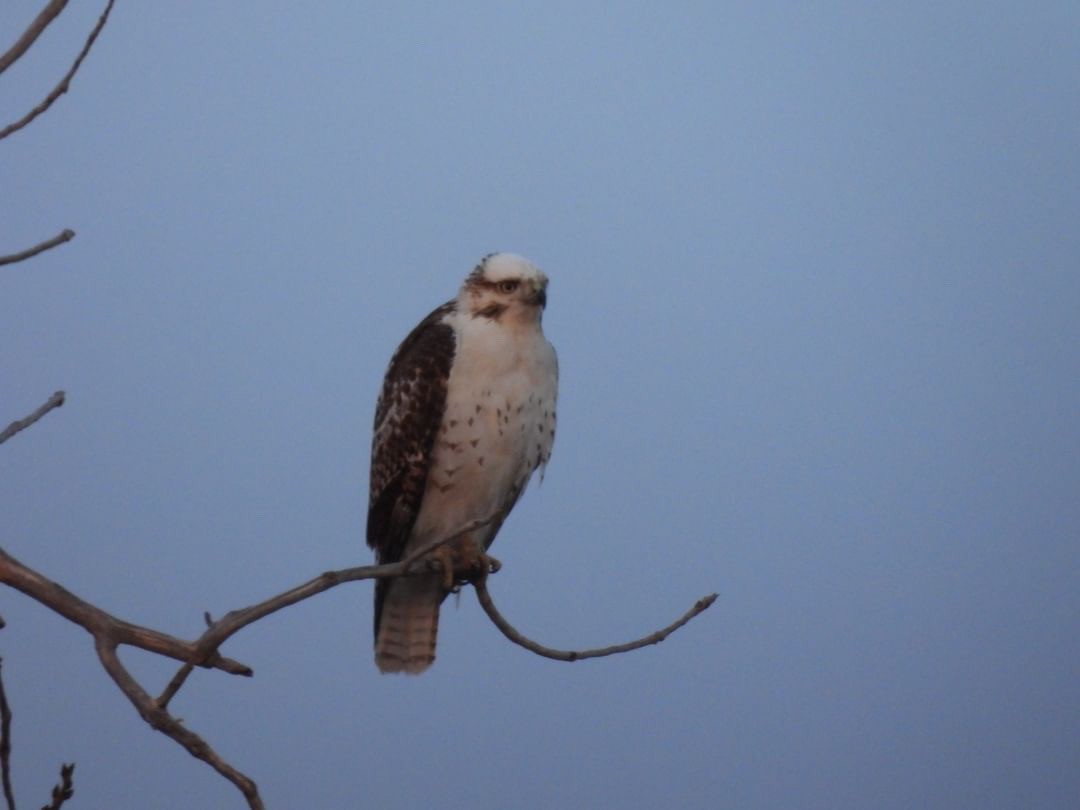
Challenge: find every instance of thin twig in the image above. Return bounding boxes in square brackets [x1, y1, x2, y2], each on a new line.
[0, 0, 69, 76]
[0, 392, 65, 446]
[41, 763, 74, 810]
[0, 0, 115, 141]
[0, 230, 75, 267]
[155, 664, 193, 711]
[0, 659, 14, 810]
[475, 580, 717, 662]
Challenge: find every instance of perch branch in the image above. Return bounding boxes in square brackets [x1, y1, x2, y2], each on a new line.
[0, 230, 75, 267]
[474, 579, 717, 662]
[191, 515, 497, 655]
[0, 0, 68, 76]
[156, 515, 498, 706]
[0, 392, 65, 446]
[0, 0, 115, 141]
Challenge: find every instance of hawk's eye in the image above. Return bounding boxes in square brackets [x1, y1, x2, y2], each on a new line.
[497, 280, 520, 294]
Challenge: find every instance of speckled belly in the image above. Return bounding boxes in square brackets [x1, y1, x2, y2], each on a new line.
[411, 366, 555, 551]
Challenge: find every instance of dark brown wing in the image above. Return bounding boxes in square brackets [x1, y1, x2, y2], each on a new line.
[367, 301, 456, 632]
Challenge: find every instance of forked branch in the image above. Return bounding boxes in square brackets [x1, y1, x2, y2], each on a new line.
[93, 638, 261, 810]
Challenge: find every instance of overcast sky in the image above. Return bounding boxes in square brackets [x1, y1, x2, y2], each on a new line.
[2, 2, 1078, 808]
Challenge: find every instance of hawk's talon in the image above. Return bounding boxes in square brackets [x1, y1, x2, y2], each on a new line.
[422, 543, 501, 591]
[460, 549, 500, 583]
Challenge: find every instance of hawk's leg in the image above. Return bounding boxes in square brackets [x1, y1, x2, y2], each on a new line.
[425, 544, 457, 591]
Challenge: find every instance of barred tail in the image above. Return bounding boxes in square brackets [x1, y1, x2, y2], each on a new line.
[373, 573, 442, 674]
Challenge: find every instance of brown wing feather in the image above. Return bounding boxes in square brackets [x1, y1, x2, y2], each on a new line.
[367, 301, 456, 635]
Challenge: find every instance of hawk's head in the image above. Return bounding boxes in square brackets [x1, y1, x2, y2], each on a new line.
[461, 253, 549, 323]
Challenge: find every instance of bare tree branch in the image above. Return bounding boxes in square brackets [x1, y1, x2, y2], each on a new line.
[0, 0, 69, 76]
[94, 639, 262, 810]
[475, 579, 717, 662]
[0, 393, 65, 446]
[0, 230, 75, 267]
[0, 660, 14, 810]
[0, 516, 496, 807]
[0, 549, 250, 677]
[0, 0, 115, 142]
[40, 763, 74, 810]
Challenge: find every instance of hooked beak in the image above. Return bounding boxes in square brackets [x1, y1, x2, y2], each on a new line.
[530, 276, 549, 309]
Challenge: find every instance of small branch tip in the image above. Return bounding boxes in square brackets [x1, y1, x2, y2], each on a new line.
[0, 391, 67, 445]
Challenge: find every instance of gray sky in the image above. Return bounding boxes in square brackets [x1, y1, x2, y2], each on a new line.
[3, 2, 1078, 808]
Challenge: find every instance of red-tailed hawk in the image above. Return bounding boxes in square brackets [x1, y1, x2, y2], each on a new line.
[367, 253, 558, 674]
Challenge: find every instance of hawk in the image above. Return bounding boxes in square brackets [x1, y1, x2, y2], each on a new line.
[367, 253, 558, 674]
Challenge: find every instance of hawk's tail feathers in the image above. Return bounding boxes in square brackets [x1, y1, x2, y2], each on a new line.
[374, 574, 441, 674]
